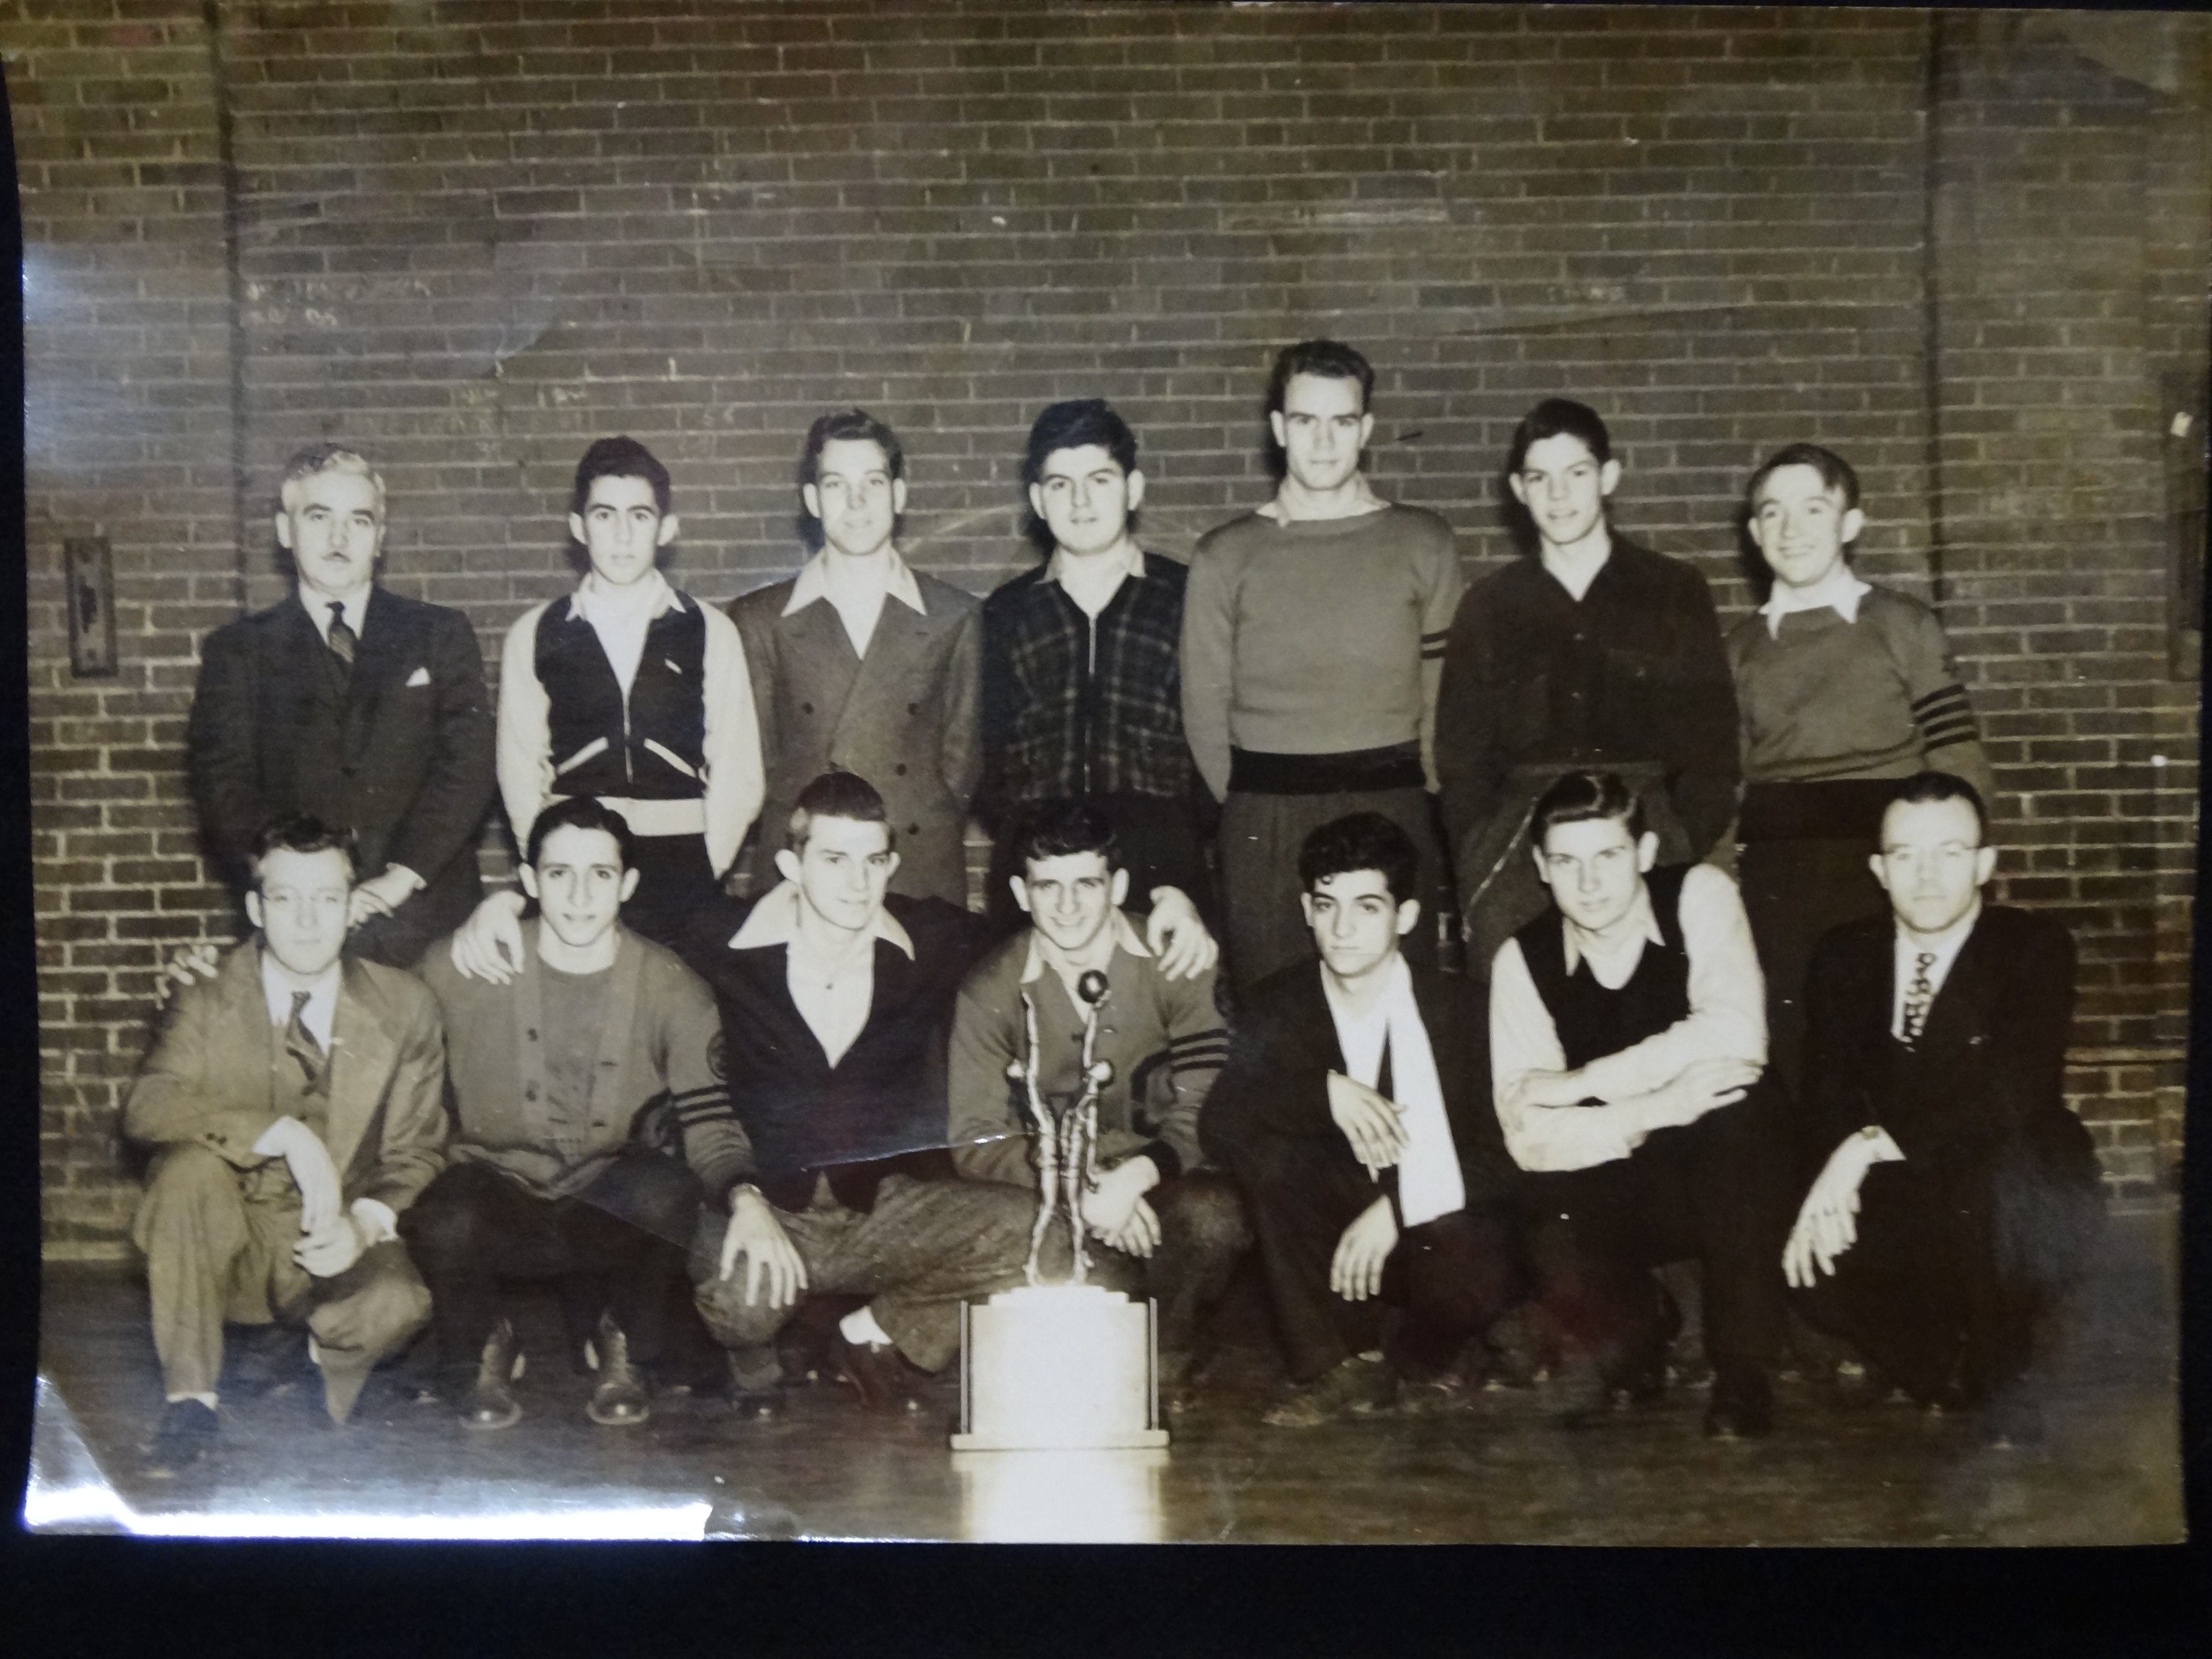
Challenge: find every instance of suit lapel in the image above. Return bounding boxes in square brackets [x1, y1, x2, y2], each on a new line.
[325, 959, 397, 1188]
[1914, 913, 1992, 1055]
[279, 598, 349, 717]
[835, 594, 926, 744]
[786, 598, 864, 737]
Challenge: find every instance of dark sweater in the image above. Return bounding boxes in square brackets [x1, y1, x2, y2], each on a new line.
[668, 890, 996, 1213]
[1435, 538, 1740, 859]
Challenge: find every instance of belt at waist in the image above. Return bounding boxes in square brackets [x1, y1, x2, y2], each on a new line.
[1738, 778, 1898, 843]
[561, 795, 709, 839]
[1229, 743, 1424, 796]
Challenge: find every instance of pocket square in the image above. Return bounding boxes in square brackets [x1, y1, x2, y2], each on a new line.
[404, 666, 432, 687]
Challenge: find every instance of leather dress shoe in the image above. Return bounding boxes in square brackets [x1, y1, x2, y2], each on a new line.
[1262, 1352, 1395, 1429]
[141, 1398, 219, 1479]
[586, 1313, 652, 1427]
[829, 1330, 926, 1414]
[1703, 1365, 1776, 1440]
[458, 1318, 524, 1431]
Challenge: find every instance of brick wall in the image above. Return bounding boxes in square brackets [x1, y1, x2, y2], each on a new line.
[14, 3, 2204, 1253]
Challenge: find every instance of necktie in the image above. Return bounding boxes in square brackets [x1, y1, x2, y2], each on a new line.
[284, 988, 332, 1098]
[1900, 950, 1937, 1045]
[326, 601, 358, 671]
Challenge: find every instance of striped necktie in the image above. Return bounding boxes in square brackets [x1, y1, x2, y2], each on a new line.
[326, 601, 358, 671]
[1900, 951, 1937, 1046]
[284, 988, 332, 1098]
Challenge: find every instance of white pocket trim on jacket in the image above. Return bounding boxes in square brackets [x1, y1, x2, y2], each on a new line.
[553, 735, 611, 777]
[642, 739, 700, 779]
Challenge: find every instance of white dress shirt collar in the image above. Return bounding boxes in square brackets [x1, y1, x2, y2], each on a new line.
[1045, 540, 1147, 591]
[259, 950, 341, 1051]
[729, 878, 915, 960]
[567, 567, 681, 625]
[1760, 566, 1872, 637]
[781, 548, 927, 619]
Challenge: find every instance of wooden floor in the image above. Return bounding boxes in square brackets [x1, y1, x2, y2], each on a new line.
[27, 1204, 2182, 1545]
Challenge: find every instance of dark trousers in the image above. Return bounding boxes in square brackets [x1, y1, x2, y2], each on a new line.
[1238, 1137, 1517, 1384]
[1791, 1153, 2103, 1405]
[1739, 837, 1888, 1101]
[1084, 1171, 1251, 1355]
[618, 832, 721, 949]
[1518, 1089, 1791, 1379]
[1220, 786, 1447, 989]
[346, 880, 480, 972]
[986, 790, 1216, 938]
[401, 1148, 702, 1375]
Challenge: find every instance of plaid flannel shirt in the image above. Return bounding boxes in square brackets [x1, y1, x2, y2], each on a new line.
[978, 553, 1196, 821]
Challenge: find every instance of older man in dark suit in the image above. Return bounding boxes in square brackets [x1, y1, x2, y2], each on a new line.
[1785, 772, 2103, 1447]
[730, 410, 982, 906]
[188, 444, 495, 968]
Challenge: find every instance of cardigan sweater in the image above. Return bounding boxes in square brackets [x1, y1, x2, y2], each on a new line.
[948, 919, 1228, 1190]
[668, 889, 998, 1214]
[419, 920, 744, 1202]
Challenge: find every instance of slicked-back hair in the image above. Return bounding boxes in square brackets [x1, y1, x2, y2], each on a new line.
[1886, 770, 1989, 840]
[1013, 799, 1124, 876]
[1530, 770, 1647, 849]
[247, 813, 358, 891]
[278, 443, 385, 517]
[525, 794, 638, 872]
[785, 769, 897, 854]
[1298, 812, 1419, 908]
[1747, 441, 1861, 515]
[1022, 398, 1139, 489]
[1506, 397, 1613, 475]
[570, 435, 673, 519]
[1265, 338, 1375, 418]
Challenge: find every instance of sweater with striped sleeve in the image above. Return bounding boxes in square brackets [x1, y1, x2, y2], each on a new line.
[1180, 504, 1463, 799]
[1726, 584, 1995, 804]
[418, 920, 746, 1202]
[948, 916, 1229, 1190]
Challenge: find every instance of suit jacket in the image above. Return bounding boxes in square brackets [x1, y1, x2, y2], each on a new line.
[1201, 956, 1519, 1217]
[188, 588, 496, 953]
[729, 572, 982, 904]
[124, 942, 448, 1214]
[1801, 906, 2099, 1189]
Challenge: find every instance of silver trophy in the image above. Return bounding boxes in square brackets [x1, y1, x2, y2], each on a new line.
[1010, 968, 1115, 1286]
[956, 966, 1166, 1451]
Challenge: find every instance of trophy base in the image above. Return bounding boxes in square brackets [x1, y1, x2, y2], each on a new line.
[951, 1283, 1168, 1451]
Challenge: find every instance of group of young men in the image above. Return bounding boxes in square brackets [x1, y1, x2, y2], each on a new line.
[123, 339, 2103, 1478]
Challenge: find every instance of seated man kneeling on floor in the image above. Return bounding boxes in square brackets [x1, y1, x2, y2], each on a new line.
[127, 815, 447, 1477]
[447, 769, 1219, 1417]
[1203, 813, 1521, 1427]
[406, 795, 741, 1431]
[1489, 770, 1792, 1438]
[1784, 772, 2103, 1448]
[948, 801, 1250, 1402]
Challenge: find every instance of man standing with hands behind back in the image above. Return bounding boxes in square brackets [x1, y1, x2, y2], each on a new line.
[189, 444, 496, 968]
